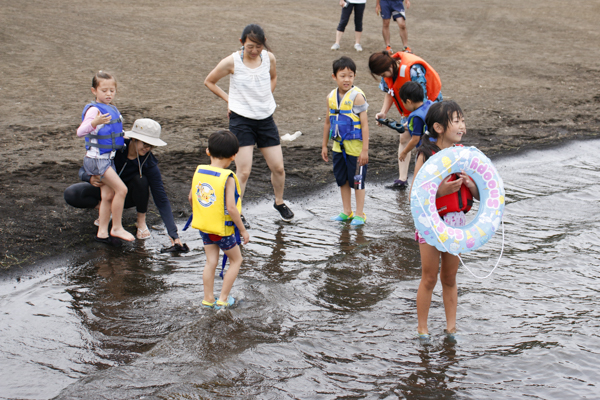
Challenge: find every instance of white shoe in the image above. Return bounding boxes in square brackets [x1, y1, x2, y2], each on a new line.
[354, 43, 363, 52]
[331, 43, 340, 50]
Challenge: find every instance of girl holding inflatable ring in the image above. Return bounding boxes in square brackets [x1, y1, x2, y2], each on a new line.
[409, 100, 479, 341]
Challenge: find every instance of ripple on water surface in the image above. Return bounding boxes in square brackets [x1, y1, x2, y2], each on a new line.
[1, 140, 600, 398]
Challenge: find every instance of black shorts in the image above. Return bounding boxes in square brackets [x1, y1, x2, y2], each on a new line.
[229, 111, 280, 148]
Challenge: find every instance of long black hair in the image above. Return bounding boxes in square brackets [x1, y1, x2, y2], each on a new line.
[418, 100, 464, 161]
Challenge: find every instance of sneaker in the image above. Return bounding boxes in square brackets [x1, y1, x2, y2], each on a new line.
[417, 332, 431, 344]
[331, 211, 354, 222]
[354, 43, 363, 52]
[444, 329, 458, 343]
[273, 201, 294, 222]
[403, 46, 412, 53]
[385, 45, 393, 53]
[387, 179, 408, 190]
[241, 214, 250, 230]
[331, 43, 340, 50]
[201, 300, 215, 309]
[350, 213, 366, 226]
[215, 295, 235, 310]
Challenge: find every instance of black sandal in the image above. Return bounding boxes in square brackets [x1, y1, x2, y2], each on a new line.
[95, 235, 122, 247]
[160, 243, 190, 253]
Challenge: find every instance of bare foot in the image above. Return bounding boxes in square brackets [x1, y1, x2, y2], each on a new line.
[110, 227, 135, 241]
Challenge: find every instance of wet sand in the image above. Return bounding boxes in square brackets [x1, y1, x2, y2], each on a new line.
[0, 0, 599, 269]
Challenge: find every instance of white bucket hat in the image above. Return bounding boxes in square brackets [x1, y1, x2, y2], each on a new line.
[124, 118, 167, 147]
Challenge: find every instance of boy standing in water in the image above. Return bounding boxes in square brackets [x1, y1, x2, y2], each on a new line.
[398, 81, 434, 163]
[321, 56, 370, 226]
[189, 130, 249, 309]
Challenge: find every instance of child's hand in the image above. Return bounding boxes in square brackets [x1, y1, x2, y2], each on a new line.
[438, 175, 463, 197]
[399, 151, 408, 162]
[240, 229, 250, 245]
[358, 149, 369, 166]
[321, 146, 329, 162]
[375, 112, 386, 126]
[458, 171, 476, 191]
[91, 112, 111, 128]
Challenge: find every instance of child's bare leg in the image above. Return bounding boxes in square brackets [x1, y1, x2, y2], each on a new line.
[340, 182, 352, 215]
[354, 188, 365, 218]
[440, 252, 460, 332]
[398, 131, 411, 181]
[416, 243, 441, 334]
[97, 186, 114, 238]
[203, 244, 220, 303]
[100, 168, 134, 241]
[219, 245, 243, 302]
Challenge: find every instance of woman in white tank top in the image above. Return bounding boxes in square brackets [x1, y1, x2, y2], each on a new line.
[204, 24, 294, 226]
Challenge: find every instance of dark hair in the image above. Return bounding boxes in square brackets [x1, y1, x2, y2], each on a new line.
[332, 56, 356, 76]
[208, 130, 239, 159]
[368, 51, 398, 80]
[241, 24, 270, 51]
[399, 81, 424, 104]
[92, 71, 116, 89]
[418, 100, 464, 160]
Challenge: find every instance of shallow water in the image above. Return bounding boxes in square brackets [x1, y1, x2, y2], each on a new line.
[1, 139, 600, 399]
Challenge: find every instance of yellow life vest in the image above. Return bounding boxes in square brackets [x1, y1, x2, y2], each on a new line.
[328, 86, 365, 143]
[191, 165, 242, 236]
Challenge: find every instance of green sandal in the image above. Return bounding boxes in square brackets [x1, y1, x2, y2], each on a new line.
[330, 211, 354, 221]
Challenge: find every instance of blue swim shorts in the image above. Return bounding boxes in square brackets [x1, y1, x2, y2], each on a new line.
[332, 151, 368, 189]
[199, 231, 238, 251]
[380, 0, 406, 21]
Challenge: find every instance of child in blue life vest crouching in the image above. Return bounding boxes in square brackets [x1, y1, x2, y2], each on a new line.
[188, 130, 249, 310]
[321, 56, 370, 226]
[398, 81, 434, 164]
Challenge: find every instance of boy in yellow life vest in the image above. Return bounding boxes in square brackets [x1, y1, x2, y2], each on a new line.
[188, 130, 249, 310]
[321, 56, 370, 226]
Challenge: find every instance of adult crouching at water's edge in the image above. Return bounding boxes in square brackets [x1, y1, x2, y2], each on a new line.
[204, 23, 294, 228]
[64, 119, 187, 251]
[368, 50, 442, 190]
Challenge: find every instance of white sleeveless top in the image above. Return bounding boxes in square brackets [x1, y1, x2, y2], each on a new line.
[229, 49, 276, 120]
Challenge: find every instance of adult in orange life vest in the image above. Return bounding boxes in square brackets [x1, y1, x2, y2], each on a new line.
[368, 50, 442, 189]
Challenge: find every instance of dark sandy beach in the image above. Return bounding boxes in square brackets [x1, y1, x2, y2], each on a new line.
[0, 0, 598, 269]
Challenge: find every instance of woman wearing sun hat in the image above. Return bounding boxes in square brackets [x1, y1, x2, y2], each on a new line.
[65, 118, 185, 250]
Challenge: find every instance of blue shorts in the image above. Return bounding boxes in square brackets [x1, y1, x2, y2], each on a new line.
[332, 151, 368, 189]
[199, 231, 237, 251]
[380, 0, 406, 21]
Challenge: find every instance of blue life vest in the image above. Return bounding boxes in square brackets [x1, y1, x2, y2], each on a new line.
[328, 87, 365, 145]
[81, 102, 124, 155]
[408, 99, 433, 147]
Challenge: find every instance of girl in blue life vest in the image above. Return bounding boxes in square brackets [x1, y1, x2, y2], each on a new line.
[321, 56, 370, 226]
[188, 130, 250, 310]
[76, 71, 134, 242]
[410, 100, 479, 342]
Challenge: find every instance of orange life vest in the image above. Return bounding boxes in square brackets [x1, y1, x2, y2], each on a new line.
[383, 52, 442, 117]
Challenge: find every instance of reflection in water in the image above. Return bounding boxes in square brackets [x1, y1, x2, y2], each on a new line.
[1, 140, 600, 398]
[396, 343, 459, 399]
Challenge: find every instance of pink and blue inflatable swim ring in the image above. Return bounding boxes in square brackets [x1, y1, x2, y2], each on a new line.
[410, 146, 505, 255]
